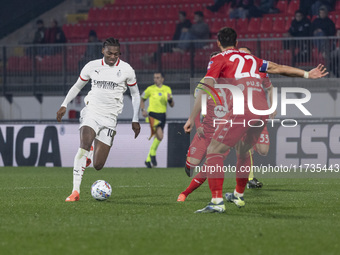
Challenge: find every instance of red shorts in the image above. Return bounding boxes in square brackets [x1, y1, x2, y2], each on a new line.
[187, 133, 212, 162]
[213, 112, 268, 148]
[188, 131, 229, 162]
[256, 125, 270, 145]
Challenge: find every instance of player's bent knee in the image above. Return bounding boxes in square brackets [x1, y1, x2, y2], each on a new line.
[257, 149, 268, 156]
[256, 145, 269, 156]
[93, 162, 104, 171]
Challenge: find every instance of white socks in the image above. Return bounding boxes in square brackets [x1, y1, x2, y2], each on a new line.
[211, 198, 223, 204]
[72, 148, 89, 193]
[234, 190, 244, 198]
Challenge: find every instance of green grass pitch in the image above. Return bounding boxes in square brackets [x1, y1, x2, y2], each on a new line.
[0, 167, 339, 255]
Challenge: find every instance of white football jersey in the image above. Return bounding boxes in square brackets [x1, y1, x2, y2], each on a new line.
[79, 57, 137, 118]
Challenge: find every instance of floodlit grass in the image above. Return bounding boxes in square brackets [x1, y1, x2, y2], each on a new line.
[0, 167, 339, 255]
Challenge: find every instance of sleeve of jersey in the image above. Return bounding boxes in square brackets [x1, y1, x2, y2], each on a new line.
[205, 57, 222, 81]
[79, 62, 91, 81]
[128, 84, 140, 122]
[61, 78, 88, 108]
[126, 67, 137, 87]
[257, 57, 269, 73]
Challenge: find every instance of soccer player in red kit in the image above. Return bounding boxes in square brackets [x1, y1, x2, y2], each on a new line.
[184, 27, 328, 213]
[177, 76, 230, 202]
[177, 47, 276, 202]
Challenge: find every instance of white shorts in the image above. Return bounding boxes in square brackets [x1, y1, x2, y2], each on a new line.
[79, 107, 117, 146]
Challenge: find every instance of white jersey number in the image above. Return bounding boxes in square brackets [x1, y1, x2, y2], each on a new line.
[229, 54, 260, 79]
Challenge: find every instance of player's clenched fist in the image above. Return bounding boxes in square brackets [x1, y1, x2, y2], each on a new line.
[184, 118, 193, 133]
[56, 106, 66, 122]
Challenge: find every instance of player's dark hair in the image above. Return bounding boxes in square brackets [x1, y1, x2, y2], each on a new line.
[155, 72, 165, 78]
[239, 46, 252, 53]
[103, 37, 120, 48]
[210, 51, 220, 57]
[179, 11, 186, 17]
[194, 11, 204, 18]
[36, 19, 43, 25]
[217, 27, 237, 48]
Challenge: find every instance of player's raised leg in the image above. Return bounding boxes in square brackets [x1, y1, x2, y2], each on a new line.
[178, 134, 230, 202]
[92, 138, 112, 171]
[66, 126, 95, 202]
[178, 156, 205, 202]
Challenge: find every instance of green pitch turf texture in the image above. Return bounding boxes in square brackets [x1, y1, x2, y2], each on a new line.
[0, 167, 339, 255]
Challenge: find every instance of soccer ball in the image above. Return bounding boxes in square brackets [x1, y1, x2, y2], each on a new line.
[91, 180, 112, 201]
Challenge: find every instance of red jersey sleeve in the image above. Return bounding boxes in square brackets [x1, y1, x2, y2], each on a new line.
[253, 55, 269, 73]
[205, 55, 224, 80]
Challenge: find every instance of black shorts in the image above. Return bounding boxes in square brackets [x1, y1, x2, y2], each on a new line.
[148, 112, 166, 130]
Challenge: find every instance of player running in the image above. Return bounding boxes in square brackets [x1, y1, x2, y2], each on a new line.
[184, 27, 328, 213]
[56, 37, 141, 202]
[140, 72, 174, 168]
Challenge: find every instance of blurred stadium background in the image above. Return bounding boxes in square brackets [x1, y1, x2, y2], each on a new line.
[1, 0, 340, 167]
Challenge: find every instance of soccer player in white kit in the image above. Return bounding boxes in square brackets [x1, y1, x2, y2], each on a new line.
[56, 38, 141, 202]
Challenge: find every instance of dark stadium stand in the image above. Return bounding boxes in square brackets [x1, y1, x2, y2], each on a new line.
[3, 0, 339, 95]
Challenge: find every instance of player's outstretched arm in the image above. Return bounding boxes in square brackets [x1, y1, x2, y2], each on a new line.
[308, 64, 329, 79]
[267, 62, 328, 79]
[56, 78, 87, 122]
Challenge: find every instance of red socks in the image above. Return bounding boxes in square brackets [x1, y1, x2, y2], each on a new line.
[235, 151, 252, 194]
[205, 153, 225, 199]
[182, 171, 207, 197]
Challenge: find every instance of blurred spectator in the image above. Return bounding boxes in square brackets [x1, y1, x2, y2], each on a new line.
[288, 10, 312, 62]
[142, 11, 192, 64]
[311, 6, 336, 52]
[78, 30, 102, 71]
[173, 11, 192, 41]
[229, 0, 262, 19]
[46, 19, 66, 44]
[156, 11, 191, 55]
[45, 19, 66, 55]
[206, 0, 232, 12]
[33, 19, 46, 44]
[258, 0, 279, 14]
[174, 11, 210, 52]
[311, 0, 335, 16]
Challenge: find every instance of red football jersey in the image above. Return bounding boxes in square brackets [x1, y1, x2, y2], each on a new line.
[205, 48, 269, 113]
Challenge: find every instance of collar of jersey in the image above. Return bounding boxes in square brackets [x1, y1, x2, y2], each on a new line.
[222, 48, 238, 52]
[102, 58, 120, 67]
